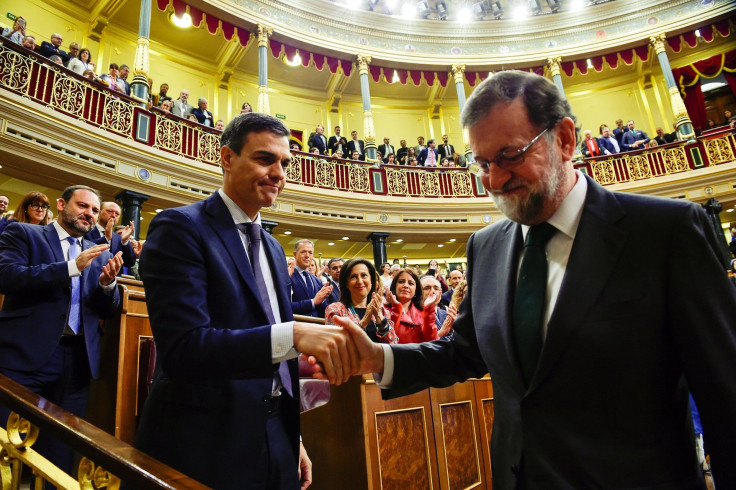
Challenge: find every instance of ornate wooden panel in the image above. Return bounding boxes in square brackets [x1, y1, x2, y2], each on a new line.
[375, 407, 432, 490]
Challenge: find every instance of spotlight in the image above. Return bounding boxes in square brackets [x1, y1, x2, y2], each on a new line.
[437, 1, 449, 20]
[490, 1, 503, 18]
[416, 1, 431, 18]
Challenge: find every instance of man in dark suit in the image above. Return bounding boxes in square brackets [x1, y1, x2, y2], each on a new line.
[334, 71, 736, 489]
[327, 125, 342, 154]
[612, 118, 628, 146]
[325, 257, 343, 305]
[598, 125, 621, 155]
[417, 139, 440, 166]
[377, 137, 395, 163]
[192, 97, 214, 127]
[346, 131, 365, 161]
[134, 113, 355, 489]
[621, 119, 650, 151]
[440, 269, 463, 307]
[291, 239, 332, 318]
[396, 139, 409, 164]
[0, 185, 122, 474]
[85, 201, 138, 271]
[439, 134, 455, 160]
[308, 125, 328, 155]
[38, 32, 71, 64]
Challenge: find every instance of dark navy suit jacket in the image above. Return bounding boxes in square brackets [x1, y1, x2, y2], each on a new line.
[346, 139, 365, 160]
[0, 222, 120, 379]
[598, 136, 619, 155]
[86, 226, 137, 269]
[417, 147, 440, 166]
[384, 176, 736, 489]
[290, 269, 327, 317]
[134, 192, 300, 488]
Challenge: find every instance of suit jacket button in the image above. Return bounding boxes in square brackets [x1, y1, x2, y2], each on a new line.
[263, 395, 270, 404]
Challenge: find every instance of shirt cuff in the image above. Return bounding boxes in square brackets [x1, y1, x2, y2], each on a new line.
[99, 278, 117, 294]
[67, 260, 81, 277]
[272, 321, 298, 363]
[374, 344, 394, 388]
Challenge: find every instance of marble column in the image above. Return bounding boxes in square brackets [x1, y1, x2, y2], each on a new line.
[546, 56, 564, 95]
[357, 55, 377, 162]
[257, 24, 274, 114]
[451, 64, 473, 164]
[129, 0, 152, 106]
[367, 232, 389, 268]
[649, 33, 695, 142]
[115, 190, 149, 241]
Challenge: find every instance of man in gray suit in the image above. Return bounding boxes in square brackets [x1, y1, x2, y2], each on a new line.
[171, 89, 193, 118]
[328, 71, 736, 489]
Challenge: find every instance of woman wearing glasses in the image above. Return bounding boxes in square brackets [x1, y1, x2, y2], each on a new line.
[0, 191, 51, 235]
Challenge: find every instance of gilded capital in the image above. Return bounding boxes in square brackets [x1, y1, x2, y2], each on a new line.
[451, 64, 466, 85]
[546, 57, 562, 78]
[257, 24, 273, 47]
[357, 55, 372, 76]
[649, 33, 667, 55]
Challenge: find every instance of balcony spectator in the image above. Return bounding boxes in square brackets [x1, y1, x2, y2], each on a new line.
[440, 157, 454, 167]
[49, 55, 63, 65]
[152, 83, 171, 107]
[215, 119, 224, 131]
[654, 127, 675, 145]
[2, 16, 26, 44]
[418, 139, 439, 166]
[401, 146, 416, 165]
[612, 118, 628, 145]
[310, 147, 320, 155]
[334, 149, 344, 159]
[598, 126, 620, 155]
[21, 35, 35, 50]
[386, 153, 396, 165]
[118, 64, 131, 95]
[414, 136, 426, 155]
[159, 99, 172, 113]
[39, 33, 71, 65]
[580, 129, 602, 157]
[290, 142, 301, 151]
[82, 69, 97, 81]
[66, 42, 80, 66]
[346, 130, 365, 161]
[396, 139, 409, 163]
[621, 120, 650, 151]
[407, 156, 418, 166]
[68, 48, 94, 76]
[240, 102, 253, 113]
[724, 110, 733, 126]
[192, 98, 213, 127]
[99, 63, 124, 93]
[172, 89, 193, 118]
[351, 150, 360, 160]
[186, 114, 197, 122]
[706, 119, 717, 130]
[308, 125, 328, 155]
[439, 134, 455, 160]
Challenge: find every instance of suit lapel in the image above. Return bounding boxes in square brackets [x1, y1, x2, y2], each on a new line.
[261, 233, 293, 321]
[529, 177, 628, 392]
[43, 224, 65, 263]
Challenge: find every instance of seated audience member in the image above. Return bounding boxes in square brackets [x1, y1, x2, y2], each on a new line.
[159, 99, 173, 113]
[598, 126, 621, 155]
[290, 142, 301, 151]
[310, 147, 320, 155]
[648, 140, 658, 148]
[384, 267, 438, 343]
[334, 150, 344, 159]
[68, 48, 94, 76]
[215, 120, 224, 131]
[452, 151, 466, 167]
[0, 195, 8, 219]
[407, 156, 418, 166]
[351, 150, 361, 161]
[39, 33, 71, 64]
[440, 157, 453, 167]
[621, 119, 650, 151]
[187, 114, 197, 122]
[421, 276, 453, 336]
[385, 154, 397, 165]
[49, 55, 63, 65]
[580, 129, 602, 157]
[325, 258, 398, 344]
[152, 83, 171, 107]
[192, 97, 213, 127]
[290, 239, 332, 318]
[82, 69, 99, 81]
[2, 16, 26, 44]
[706, 119, 717, 130]
[240, 102, 253, 113]
[724, 110, 733, 127]
[171, 89, 193, 118]
[0, 191, 51, 235]
[21, 35, 35, 50]
[379, 262, 392, 288]
[654, 127, 671, 145]
[99, 63, 124, 92]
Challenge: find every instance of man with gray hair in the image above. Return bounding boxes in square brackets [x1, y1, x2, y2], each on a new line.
[171, 89, 193, 118]
[21, 35, 35, 50]
[335, 70, 736, 489]
[192, 97, 214, 127]
[291, 239, 332, 317]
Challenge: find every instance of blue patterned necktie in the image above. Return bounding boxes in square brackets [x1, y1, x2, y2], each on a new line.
[513, 223, 557, 385]
[67, 237, 81, 334]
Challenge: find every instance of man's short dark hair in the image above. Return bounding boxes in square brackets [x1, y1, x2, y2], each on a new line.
[461, 70, 578, 141]
[427, 139, 435, 145]
[328, 257, 344, 268]
[60, 185, 100, 203]
[120, 64, 129, 70]
[221, 112, 290, 156]
[109, 63, 119, 70]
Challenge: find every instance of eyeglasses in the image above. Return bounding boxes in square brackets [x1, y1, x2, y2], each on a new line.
[29, 203, 50, 210]
[469, 126, 552, 176]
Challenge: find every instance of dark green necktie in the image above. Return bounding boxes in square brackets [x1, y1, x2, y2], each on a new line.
[513, 222, 557, 385]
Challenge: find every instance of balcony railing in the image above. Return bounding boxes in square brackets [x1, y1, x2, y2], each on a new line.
[575, 129, 736, 185]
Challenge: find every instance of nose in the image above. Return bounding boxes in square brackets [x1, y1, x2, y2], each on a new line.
[483, 164, 513, 193]
[270, 161, 286, 181]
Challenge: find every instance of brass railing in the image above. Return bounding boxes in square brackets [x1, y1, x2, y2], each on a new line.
[0, 374, 208, 489]
[575, 129, 736, 185]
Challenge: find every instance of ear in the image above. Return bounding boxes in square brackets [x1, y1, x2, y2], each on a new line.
[557, 117, 577, 162]
[56, 198, 65, 214]
[220, 146, 233, 173]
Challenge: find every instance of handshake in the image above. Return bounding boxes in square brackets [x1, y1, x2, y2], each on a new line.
[293, 316, 385, 385]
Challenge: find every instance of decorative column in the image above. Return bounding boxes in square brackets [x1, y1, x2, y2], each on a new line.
[261, 220, 278, 235]
[129, 0, 152, 106]
[357, 55, 377, 162]
[649, 33, 696, 142]
[703, 198, 731, 268]
[257, 24, 273, 114]
[452, 64, 473, 164]
[367, 232, 390, 268]
[546, 57, 564, 95]
[115, 190, 149, 241]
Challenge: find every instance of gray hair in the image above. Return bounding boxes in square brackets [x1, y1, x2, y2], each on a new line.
[293, 239, 314, 252]
[198, 97, 207, 105]
[461, 70, 578, 141]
